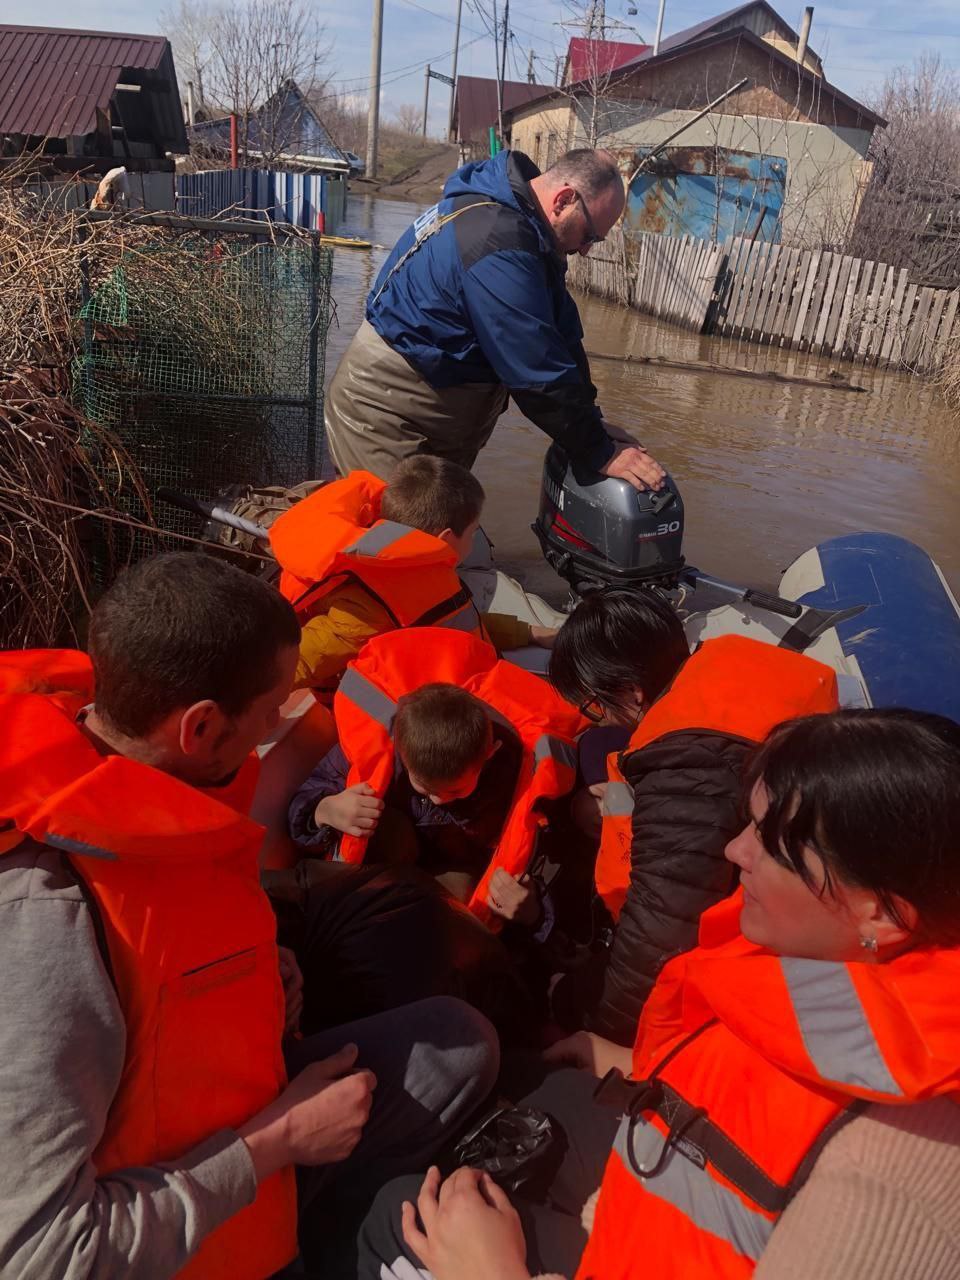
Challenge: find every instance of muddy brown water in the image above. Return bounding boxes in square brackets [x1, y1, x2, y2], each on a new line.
[330, 194, 960, 605]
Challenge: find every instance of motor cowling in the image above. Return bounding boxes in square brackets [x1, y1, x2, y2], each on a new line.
[533, 444, 685, 596]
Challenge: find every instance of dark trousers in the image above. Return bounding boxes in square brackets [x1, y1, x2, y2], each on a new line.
[357, 1064, 620, 1279]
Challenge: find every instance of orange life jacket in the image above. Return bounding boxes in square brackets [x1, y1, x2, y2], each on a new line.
[0, 650, 296, 1280]
[332, 627, 582, 926]
[268, 471, 484, 635]
[576, 891, 960, 1280]
[596, 636, 839, 920]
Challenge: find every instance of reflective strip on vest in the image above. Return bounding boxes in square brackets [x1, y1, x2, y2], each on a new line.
[780, 957, 902, 1096]
[344, 521, 413, 557]
[602, 780, 634, 818]
[436, 600, 482, 633]
[615, 1114, 773, 1262]
[534, 734, 577, 772]
[338, 667, 398, 730]
[47, 832, 118, 860]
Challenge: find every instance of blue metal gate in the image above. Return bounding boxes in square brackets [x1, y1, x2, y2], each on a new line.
[626, 146, 786, 243]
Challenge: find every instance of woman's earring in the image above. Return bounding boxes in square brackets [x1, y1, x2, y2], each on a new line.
[860, 935, 879, 953]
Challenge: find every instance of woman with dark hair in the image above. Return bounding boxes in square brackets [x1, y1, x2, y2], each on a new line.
[547, 589, 837, 1044]
[360, 708, 960, 1280]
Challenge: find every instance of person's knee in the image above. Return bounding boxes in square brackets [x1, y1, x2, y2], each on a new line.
[407, 995, 500, 1110]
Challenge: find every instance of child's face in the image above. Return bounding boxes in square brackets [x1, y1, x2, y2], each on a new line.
[405, 738, 499, 806]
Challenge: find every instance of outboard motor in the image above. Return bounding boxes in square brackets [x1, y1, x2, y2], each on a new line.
[533, 444, 685, 596]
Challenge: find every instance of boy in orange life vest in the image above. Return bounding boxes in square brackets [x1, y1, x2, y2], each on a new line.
[268, 455, 556, 699]
[289, 683, 541, 924]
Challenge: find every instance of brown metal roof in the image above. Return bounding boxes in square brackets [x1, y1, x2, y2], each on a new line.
[0, 24, 186, 150]
[454, 76, 551, 142]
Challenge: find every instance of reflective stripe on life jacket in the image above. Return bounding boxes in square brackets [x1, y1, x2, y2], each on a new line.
[595, 636, 839, 920]
[268, 471, 484, 635]
[576, 891, 960, 1280]
[0, 650, 296, 1280]
[332, 628, 582, 926]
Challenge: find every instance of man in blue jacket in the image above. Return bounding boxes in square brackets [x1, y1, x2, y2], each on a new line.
[325, 148, 664, 491]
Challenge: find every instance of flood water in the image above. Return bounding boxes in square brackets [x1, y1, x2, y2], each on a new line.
[330, 193, 960, 603]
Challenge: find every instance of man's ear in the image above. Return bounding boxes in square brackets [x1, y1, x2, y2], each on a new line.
[436, 526, 456, 549]
[553, 185, 576, 216]
[485, 736, 501, 762]
[178, 699, 219, 756]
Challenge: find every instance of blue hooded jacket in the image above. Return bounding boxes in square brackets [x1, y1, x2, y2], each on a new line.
[366, 150, 615, 467]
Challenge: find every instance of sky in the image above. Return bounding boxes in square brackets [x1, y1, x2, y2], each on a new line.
[6, 0, 960, 137]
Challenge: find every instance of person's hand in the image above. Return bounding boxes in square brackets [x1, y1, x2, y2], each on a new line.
[487, 868, 541, 926]
[542, 1030, 634, 1078]
[238, 1042, 376, 1181]
[571, 782, 606, 840]
[601, 442, 666, 491]
[401, 1166, 531, 1280]
[530, 624, 558, 649]
[278, 945, 303, 1035]
[314, 782, 383, 837]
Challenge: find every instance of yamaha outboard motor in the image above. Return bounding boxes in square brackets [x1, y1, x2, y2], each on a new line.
[533, 444, 685, 597]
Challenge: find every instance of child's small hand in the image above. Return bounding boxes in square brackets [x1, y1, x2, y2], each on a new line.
[487, 869, 541, 926]
[530, 625, 558, 649]
[315, 783, 383, 838]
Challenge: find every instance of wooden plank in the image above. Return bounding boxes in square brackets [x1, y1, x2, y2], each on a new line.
[762, 244, 797, 345]
[855, 261, 887, 361]
[833, 257, 863, 357]
[847, 258, 877, 358]
[727, 236, 757, 335]
[823, 254, 854, 353]
[719, 236, 750, 335]
[791, 248, 822, 348]
[878, 268, 909, 366]
[731, 240, 765, 336]
[812, 251, 844, 353]
[932, 288, 960, 370]
[715, 236, 745, 334]
[670, 236, 693, 324]
[903, 287, 935, 368]
[741, 240, 774, 340]
[771, 248, 801, 343]
[663, 236, 685, 323]
[801, 251, 831, 349]
[685, 241, 709, 329]
[889, 282, 917, 367]
[865, 265, 897, 364]
[783, 249, 816, 347]
[750, 242, 780, 342]
[695, 243, 725, 332]
[918, 287, 949, 372]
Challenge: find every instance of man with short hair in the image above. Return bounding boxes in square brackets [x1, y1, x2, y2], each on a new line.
[325, 148, 665, 491]
[0, 552, 498, 1280]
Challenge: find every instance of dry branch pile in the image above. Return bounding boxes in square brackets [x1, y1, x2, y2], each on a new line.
[0, 368, 152, 647]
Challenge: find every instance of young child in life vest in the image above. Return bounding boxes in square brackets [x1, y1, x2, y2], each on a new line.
[288, 683, 541, 925]
[272, 456, 556, 698]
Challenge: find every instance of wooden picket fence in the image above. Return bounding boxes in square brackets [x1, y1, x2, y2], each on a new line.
[571, 227, 960, 375]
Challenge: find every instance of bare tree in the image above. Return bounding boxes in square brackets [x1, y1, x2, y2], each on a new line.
[161, 0, 333, 166]
[849, 54, 960, 285]
[394, 103, 425, 135]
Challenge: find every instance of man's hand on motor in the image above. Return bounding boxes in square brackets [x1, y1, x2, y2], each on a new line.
[601, 442, 667, 491]
[238, 1042, 376, 1181]
[530, 624, 558, 649]
[315, 782, 384, 838]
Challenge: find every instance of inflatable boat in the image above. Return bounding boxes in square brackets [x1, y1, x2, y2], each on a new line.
[162, 448, 960, 864]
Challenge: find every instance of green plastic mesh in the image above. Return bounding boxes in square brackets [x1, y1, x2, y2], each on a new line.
[73, 233, 332, 559]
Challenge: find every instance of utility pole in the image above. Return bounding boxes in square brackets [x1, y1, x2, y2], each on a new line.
[492, 0, 503, 140]
[652, 0, 666, 56]
[449, 0, 462, 140]
[554, 53, 563, 85]
[527, 48, 535, 83]
[422, 64, 431, 138]
[498, 0, 509, 140]
[365, 0, 384, 177]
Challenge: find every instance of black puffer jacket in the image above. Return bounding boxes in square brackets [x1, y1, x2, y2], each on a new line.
[557, 729, 748, 1046]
